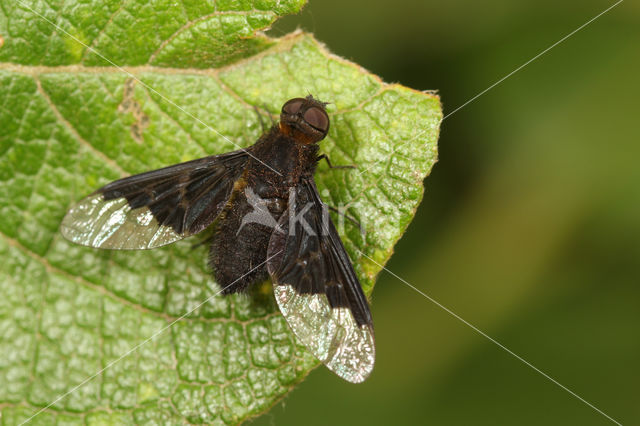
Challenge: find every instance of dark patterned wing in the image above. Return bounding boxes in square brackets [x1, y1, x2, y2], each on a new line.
[266, 179, 375, 383]
[60, 150, 248, 249]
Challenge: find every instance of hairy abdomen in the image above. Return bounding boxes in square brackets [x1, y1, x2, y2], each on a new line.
[209, 188, 283, 294]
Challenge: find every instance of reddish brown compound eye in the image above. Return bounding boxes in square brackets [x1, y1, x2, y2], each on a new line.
[282, 98, 305, 115]
[303, 106, 329, 132]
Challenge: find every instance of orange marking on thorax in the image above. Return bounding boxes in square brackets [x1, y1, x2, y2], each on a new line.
[279, 122, 315, 144]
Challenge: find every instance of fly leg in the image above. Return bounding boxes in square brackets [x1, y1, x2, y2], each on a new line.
[317, 154, 356, 170]
[328, 205, 365, 237]
[253, 105, 276, 133]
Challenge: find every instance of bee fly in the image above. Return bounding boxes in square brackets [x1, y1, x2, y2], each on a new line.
[61, 95, 375, 383]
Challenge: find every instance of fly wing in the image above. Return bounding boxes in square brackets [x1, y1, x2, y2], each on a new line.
[60, 150, 249, 249]
[267, 179, 374, 383]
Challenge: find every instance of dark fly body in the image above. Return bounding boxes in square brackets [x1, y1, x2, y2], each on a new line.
[61, 96, 375, 382]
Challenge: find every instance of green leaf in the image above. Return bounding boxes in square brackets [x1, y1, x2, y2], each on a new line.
[0, 0, 441, 424]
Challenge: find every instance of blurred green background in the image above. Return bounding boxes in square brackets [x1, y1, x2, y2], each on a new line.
[252, 1, 640, 425]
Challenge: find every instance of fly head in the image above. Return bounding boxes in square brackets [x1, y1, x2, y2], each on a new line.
[280, 95, 330, 144]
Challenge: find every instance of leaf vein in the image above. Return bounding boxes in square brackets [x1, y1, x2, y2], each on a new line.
[81, 0, 128, 63]
[139, 84, 208, 157]
[35, 75, 128, 177]
[147, 10, 271, 65]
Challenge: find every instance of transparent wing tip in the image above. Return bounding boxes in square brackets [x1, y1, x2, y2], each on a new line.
[274, 284, 375, 383]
